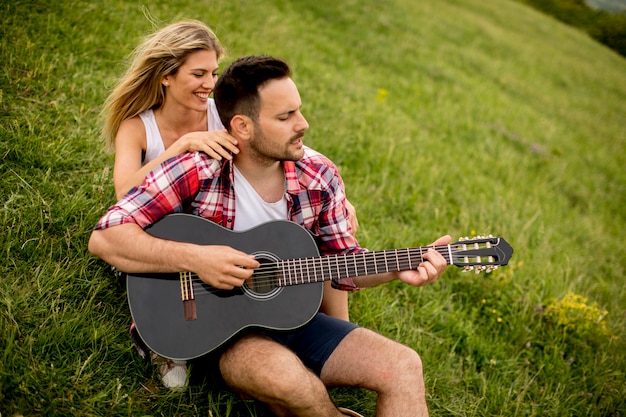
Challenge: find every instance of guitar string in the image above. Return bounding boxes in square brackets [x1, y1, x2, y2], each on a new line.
[183, 244, 496, 290]
[171, 243, 499, 292]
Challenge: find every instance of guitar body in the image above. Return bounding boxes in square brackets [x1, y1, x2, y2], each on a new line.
[126, 213, 323, 360]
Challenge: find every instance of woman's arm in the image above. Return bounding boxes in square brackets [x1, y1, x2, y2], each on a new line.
[112, 117, 239, 200]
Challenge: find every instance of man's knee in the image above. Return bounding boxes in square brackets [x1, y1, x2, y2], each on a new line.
[381, 343, 424, 386]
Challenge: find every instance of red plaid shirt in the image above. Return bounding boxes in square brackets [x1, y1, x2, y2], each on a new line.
[96, 146, 363, 290]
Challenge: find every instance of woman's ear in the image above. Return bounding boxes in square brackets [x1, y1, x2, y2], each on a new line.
[161, 76, 170, 87]
[229, 115, 253, 140]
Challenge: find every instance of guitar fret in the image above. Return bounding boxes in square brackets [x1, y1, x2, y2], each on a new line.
[374, 253, 378, 274]
[290, 259, 296, 285]
[294, 258, 300, 284]
[418, 248, 422, 268]
[383, 252, 389, 272]
[300, 258, 307, 284]
[282, 260, 288, 286]
[346, 254, 359, 277]
[293, 259, 299, 285]
[282, 260, 289, 286]
[278, 260, 284, 286]
[294, 259, 300, 285]
[363, 252, 369, 275]
[314, 257, 321, 283]
[305, 257, 311, 283]
[326, 256, 332, 282]
[293, 259, 302, 284]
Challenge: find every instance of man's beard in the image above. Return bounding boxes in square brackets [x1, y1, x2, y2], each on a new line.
[249, 124, 305, 165]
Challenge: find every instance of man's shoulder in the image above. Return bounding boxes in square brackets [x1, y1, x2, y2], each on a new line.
[293, 146, 343, 190]
[162, 151, 226, 179]
[299, 146, 339, 173]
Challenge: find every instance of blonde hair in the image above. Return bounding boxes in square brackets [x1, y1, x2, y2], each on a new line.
[101, 20, 225, 149]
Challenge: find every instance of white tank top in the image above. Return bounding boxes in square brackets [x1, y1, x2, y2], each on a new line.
[138, 99, 224, 165]
[232, 165, 287, 231]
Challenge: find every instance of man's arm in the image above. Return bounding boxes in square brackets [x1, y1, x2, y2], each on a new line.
[88, 223, 259, 290]
[351, 235, 452, 289]
[320, 282, 350, 320]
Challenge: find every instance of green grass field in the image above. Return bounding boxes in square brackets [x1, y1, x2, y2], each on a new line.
[1, 0, 625, 415]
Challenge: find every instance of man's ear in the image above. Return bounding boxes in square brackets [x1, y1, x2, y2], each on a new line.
[229, 115, 253, 140]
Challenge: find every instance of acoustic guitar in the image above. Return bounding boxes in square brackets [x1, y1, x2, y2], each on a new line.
[126, 213, 513, 360]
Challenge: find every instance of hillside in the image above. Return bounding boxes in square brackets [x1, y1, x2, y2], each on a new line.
[1, 0, 624, 415]
[588, 0, 626, 12]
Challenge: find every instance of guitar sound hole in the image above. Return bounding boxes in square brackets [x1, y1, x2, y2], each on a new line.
[243, 252, 281, 299]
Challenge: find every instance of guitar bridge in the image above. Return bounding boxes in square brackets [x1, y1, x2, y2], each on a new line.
[183, 299, 197, 321]
[180, 272, 197, 321]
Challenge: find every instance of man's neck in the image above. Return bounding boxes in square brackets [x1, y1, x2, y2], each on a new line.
[233, 157, 285, 204]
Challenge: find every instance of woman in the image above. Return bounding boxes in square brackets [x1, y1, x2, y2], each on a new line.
[101, 20, 358, 391]
[102, 20, 237, 201]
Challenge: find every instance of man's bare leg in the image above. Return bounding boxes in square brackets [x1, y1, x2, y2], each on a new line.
[219, 334, 346, 417]
[320, 328, 430, 417]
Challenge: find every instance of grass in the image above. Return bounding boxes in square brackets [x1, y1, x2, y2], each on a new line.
[1, 0, 625, 415]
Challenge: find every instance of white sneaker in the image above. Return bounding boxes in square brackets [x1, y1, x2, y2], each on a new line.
[151, 353, 188, 392]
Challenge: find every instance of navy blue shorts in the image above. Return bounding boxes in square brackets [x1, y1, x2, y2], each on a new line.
[190, 313, 358, 386]
[259, 313, 359, 375]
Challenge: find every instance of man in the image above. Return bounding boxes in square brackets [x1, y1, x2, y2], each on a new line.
[89, 55, 450, 417]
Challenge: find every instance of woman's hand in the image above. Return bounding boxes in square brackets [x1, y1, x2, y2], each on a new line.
[177, 129, 239, 160]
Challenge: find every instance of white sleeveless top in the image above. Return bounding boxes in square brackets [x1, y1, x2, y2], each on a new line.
[232, 165, 287, 231]
[138, 99, 224, 165]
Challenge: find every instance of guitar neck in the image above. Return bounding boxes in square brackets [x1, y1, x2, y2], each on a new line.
[277, 246, 449, 286]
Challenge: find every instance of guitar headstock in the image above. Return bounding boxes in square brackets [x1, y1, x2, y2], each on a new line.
[450, 236, 513, 273]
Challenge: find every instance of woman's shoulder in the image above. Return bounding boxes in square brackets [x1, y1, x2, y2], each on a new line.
[207, 99, 224, 130]
[115, 114, 148, 151]
[117, 114, 147, 137]
[137, 108, 155, 122]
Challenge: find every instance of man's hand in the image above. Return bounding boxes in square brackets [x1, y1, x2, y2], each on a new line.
[89, 224, 259, 290]
[397, 235, 451, 287]
[194, 245, 259, 290]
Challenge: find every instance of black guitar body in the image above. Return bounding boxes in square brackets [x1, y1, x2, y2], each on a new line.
[126, 213, 323, 360]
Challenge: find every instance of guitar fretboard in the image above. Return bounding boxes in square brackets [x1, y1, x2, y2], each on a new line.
[277, 246, 449, 286]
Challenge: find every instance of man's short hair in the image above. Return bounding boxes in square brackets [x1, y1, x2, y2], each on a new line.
[214, 55, 291, 129]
